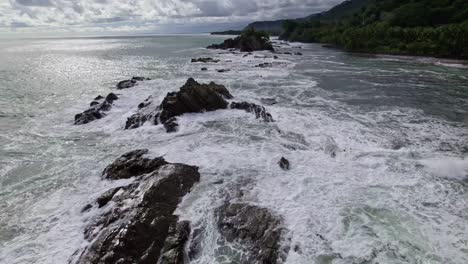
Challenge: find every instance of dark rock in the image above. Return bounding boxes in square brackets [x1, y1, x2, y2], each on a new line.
[230, 101, 274, 122]
[126, 78, 234, 130]
[273, 55, 279, 59]
[283, 52, 292, 55]
[164, 117, 179, 133]
[158, 221, 191, 264]
[260, 98, 278, 105]
[94, 95, 104, 100]
[279, 157, 290, 170]
[201, 67, 208, 71]
[75, 160, 200, 264]
[295, 52, 303, 56]
[216, 203, 289, 264]
[212, 179, 224, 185]
[158, 78, 233, 124]
[217, 69, 230, 73]
[116, 76, 150, 89]
[255, 62, 273, 68]
[102, 149, 168, 180]
[81, 204, 93, 213]
[74, 93, 119, 125]
[105, 93, 119, 102]
[117, 79, 137, 89]
[207, 31, 274, 52]
[191, 57, 220, 63]
[126, 96, 156, 129]
[96, 187, 122, 208]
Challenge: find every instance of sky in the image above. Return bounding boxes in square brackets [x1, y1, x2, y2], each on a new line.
[0, 0, 343, 36]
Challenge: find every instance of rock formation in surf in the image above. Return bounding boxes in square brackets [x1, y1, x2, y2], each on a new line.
[116, 76, 151, 89]
[72, 149, 200, 264]
[207, 29, 274, 52]
[74, 93, 119, 125]
[125, 78, 274, 132]
[215, 202, 289, 263]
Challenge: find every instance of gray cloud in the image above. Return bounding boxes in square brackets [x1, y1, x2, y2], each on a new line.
[0, 0, 343, 34]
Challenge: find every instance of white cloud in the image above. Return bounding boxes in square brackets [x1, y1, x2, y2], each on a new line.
[0, 0, 343, 35]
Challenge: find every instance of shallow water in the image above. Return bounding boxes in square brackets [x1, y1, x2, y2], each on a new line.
[0, 35, 467, 264]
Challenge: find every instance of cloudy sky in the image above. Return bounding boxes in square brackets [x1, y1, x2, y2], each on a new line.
[0, 0, 343, 36]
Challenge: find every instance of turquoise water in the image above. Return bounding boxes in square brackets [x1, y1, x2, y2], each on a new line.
[0, 35, 467, 263]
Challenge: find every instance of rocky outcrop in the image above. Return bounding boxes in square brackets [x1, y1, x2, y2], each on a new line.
[216, 202, 289, 264]
[125, 78, 233, 132]
[116, 76, 151, 89]
[74, 93, 119, 125]
[230, 102, 274, 122]
[191, 58, 220, 63]
[73, 150, 200, 264]
[207, 31, 274, 52]
[125, 79, 274, 132]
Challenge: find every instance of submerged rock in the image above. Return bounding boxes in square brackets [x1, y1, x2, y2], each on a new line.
[230, 101, 274, 122]
[74, 93, 119, 125]
[216, 202, 289, 264]
[191, 57, 220, 63]
[279, 157, 290, 170]
[73, 150, 200, 264]
[116, 76, 150, 89]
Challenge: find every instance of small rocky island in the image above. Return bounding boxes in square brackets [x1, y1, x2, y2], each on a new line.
[207, 28, 274, 52]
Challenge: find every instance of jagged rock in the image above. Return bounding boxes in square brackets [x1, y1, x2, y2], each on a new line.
[73, 152, 200, 264]
[74, 93, 119, 125]
[255, 62, 273, 68]
[102, 149, 168, 180]
[126, 79, 275, 131]
[216, 203, 289, 264]
[117, 76, 150, 89]
[207, 31, 274, 52]
[191, 58, 220, 63]
[279, 157, 290, 170]
[230, 101, 274, 122]
[96, 187, 123, 208]
[158, 221, 191, 264]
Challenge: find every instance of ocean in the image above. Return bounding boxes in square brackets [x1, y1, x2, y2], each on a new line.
[0, 34, 467, 263]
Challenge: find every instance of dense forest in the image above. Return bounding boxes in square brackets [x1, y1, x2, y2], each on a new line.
[280, 0, 468, 59]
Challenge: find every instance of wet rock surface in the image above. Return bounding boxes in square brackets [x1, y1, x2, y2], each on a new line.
[74, 93, 119, 125]
[116, 76, 151, 89]
[230, 101, 274, 122]
[73, 150, 200, 264]
[102, 149, 168, 180]
[215, 202, 289, 264]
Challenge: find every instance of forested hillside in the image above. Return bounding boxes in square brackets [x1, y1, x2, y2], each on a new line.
[281, 0, 468, 59]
